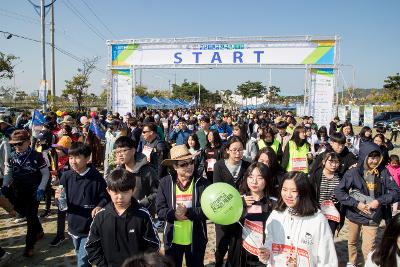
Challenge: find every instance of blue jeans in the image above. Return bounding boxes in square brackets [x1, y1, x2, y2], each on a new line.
[71, 235, 90, 267]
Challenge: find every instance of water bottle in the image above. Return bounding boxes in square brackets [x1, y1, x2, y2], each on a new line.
[58, 185, 68, 211]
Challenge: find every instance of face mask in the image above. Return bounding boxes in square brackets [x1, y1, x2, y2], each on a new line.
[188, 125, 194, 131]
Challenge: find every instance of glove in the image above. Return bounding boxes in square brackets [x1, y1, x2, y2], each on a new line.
[36, 189, 45, 201]
[0, 186, 9, 197]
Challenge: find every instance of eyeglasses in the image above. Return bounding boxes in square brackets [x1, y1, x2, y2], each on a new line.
[12, 141, 25, 147]
[229, 149, 244, 154]
[115, 148, 133, 154]
[176, 160, 194, 168]
[247, 176, 264, 183]
[327, 159, 340, 165]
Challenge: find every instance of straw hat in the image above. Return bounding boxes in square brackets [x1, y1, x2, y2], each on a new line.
[61, 115, 75, 125]
[161, 145, 194, 166]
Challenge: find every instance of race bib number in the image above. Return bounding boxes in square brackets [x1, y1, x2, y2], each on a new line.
[271, 244, 311, 267]
[291, 158, 307, 171]
[176, 193, 193, 209]
[242, 219, 263, 256]
[320, 200, 340, 222]
[207, 158, 216, 171]
[142, 145, 153, 162]
[247, 205, 262, 214]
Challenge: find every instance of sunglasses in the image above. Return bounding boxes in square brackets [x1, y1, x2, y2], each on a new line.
[12, 141, 26, 146]
[176, 160, 194, 168]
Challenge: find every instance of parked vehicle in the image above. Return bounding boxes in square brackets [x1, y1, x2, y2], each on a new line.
[374, 116, 400, 130]
[373, 112, 400, 126]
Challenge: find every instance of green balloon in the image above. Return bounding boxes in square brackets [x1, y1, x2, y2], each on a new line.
[200, 182, 243, 225]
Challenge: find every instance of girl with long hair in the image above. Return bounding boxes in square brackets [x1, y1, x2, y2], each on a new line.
[258, 172, 337, 266]
[281, 126, 311, 173]
[365, 213, 400, 266]
[203, 130, 224, 184]
[238, 162, 276, 266]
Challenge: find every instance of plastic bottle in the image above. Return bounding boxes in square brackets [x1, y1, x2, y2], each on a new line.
[58, 185, 68, 211]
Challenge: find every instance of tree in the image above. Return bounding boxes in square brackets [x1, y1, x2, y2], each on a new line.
[383, 73, 400, 108]
[135, 85, 148, 96]
[0, 52, 17, 81]
[62, 57, 98, 111]
[266, 85, 281, 105]
[236, 81, 266, 106]
[14, 90, 28, 101]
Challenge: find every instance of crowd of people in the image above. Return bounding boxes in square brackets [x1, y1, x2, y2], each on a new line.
[0, 108, 399, 267]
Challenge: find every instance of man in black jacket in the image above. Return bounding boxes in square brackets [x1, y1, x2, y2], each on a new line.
[58, 142, 109, 267]
[114, 136, 159, 216]
[86, 169, 160, 267]
[310, 132, 357, 178]
[137, 123, 169, 179]
[156, 145, 209, 267]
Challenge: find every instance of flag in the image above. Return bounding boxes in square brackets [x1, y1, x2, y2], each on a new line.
[188, 96, 197, 107]
[89, 118, 105, 140]
[32, 109, 46, 126]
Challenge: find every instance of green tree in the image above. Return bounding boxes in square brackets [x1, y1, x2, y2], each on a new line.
[266, 85, 281, 105]
[383, 73, 400, 108]
[62, 57, 98, 111]
[14, 90, 28, 101]
[135, 85, 148, 96]
[236, 81, 266, 106]
[0, 52, 17, 80]
[149, 89, 172, 98]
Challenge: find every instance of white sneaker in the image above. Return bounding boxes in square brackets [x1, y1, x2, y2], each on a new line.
[14, 216, 26, 223]
[346, 263, 356, 267]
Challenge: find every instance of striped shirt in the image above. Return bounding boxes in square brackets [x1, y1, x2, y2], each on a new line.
[319, 173, 340, 204]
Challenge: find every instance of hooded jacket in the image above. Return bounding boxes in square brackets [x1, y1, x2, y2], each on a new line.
[156, 172, 209, 252]
[118, 153, 159, 215]
[60, 166, 109, 237]
[85, 199, 160, 267]
[264, 209, 338, 267]
[335, 142, 400, 225]
[137, 135, 169, 179]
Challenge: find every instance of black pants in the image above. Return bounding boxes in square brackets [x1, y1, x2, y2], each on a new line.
[56, 209, 67, 237]
[165, 243, 205, 267]
[328, 220, 339, 235]
[44, 179, 53, 211]
[215, 224, 241, 267]
[14, 188, 43, 249]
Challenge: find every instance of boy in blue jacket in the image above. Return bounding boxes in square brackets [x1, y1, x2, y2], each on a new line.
[335, 142, 400, 266]
[57, 142, 109, 267]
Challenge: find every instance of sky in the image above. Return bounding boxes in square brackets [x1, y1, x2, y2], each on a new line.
[0, 0, 399, 97]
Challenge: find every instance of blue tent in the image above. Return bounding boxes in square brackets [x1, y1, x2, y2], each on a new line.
[169, 99, 184, 107]
[152, 97, 174, 109]
[141, 96, 161, 107]
[135, 96, 150, 108]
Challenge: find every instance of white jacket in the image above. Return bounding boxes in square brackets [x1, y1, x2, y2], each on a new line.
[264, 209, 338, 267]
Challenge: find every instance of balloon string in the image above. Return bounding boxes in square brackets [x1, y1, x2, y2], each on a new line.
[238, 221, 260, 248]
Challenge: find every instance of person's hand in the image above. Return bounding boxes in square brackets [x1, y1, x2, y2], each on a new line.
[36, 189, 45, 201]
[55, 187, 61, 199]
[349, 163, 358, 169]
[175, 204, 188, 221]
[91, 206, 102, 218]
[258, 247, 270, 264]
[244, 195, 255, 207]
[367, 199, 380, 210]
[357, 202, 371, 214]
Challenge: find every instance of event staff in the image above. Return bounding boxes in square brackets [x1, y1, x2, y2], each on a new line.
[281, 126, 310, 173]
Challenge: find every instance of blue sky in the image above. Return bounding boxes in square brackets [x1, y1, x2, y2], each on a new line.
[0, 0, 399, 96]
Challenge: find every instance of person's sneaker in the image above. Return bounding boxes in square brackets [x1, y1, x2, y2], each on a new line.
[14, 214, 26, 223]
[39, 209, 51, 218]
[50, 235, 65, 247]
[23, 248, 33, 257]
[36, 231, 44, 241]
[346, 263, 356, 267]
[0, 251, 11, 263]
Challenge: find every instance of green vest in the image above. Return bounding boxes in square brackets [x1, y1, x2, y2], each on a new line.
[258, 139, 280, 154]
[172, 179, 194, 245]
[286, 140, 309, 173]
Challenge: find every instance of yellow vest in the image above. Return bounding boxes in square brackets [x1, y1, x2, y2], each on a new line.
[258, 139, 280, 154]
[286, 140, 309, 173]
[172, 179, 194, 245]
